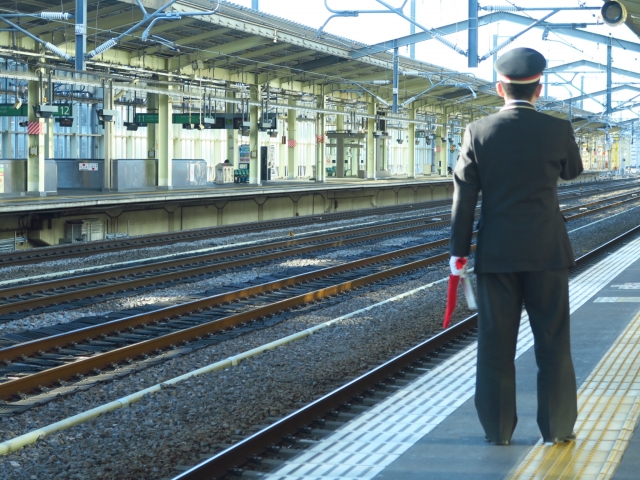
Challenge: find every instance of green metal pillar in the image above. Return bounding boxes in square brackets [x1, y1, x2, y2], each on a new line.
[27, 75, 45, 195]
[315, 92, 326, 182]
[157, 91, 173, 189]
[287, 99, 297, 179]
[408, 107, 415, 178]
[249, 84, 260, 184]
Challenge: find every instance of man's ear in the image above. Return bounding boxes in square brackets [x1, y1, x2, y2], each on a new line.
[496, 82, 506, 99]
[533, 83, 543, 100]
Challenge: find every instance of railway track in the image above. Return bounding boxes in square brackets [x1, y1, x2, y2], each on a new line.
[0, 187, 638, 322]
[171, 223, 640, 480]
[0, 213, 454, 319]
[1, 178, 637, 268]
[0, 189, 638, 410]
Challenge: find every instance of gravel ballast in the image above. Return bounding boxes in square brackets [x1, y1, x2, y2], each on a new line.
[0, 199, 639, 480]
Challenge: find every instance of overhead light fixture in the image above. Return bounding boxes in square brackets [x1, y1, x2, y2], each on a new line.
[97, 109, 118, 122]
[33, 105, 58, 118]
[13, 99, 22, 110]
[601, 1, 627, 27]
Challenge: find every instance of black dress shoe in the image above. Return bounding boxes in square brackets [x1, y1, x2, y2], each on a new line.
[543, 433, 576, 445]
[484, 436, 510, 446]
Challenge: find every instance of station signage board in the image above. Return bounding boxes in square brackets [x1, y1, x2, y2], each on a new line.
[0, 104, 28, 116]
[135, 113, 159, 124]
[0, 103, 73, 117]
[172, 113, 202, 124]
[415, 130, 428, 138]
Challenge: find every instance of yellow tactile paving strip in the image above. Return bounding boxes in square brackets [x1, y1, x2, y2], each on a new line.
[509, 309, 640, 480]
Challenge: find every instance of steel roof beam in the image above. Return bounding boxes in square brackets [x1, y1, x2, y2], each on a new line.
[545, 60, 640, 81]
[352, 11, 640, 59]
[167, 35, 272, 69]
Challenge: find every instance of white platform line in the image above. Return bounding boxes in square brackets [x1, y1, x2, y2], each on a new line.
[264, 237, 640, 480]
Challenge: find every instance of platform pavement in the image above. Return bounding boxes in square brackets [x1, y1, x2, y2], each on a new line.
[0, 175, 450, 214]
[262, 235, 640, 480]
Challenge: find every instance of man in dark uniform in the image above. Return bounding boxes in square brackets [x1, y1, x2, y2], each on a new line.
[449, 48, 583, 446]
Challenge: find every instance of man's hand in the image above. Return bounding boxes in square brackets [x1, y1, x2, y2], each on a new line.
[450, 256, 468, 276]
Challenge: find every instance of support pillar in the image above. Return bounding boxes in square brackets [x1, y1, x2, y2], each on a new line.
[468, 0, 478, 68]
[1, 117, 11, 158]
[158, 91, 173, 189]
[408, 107, 415, 178]
[147, 94, 158, 159]
[249, 83, 260, 185]
[173, 123, 181, 159]
[367, 101, 375, 179]
[410, 0, 416, 60]
[315, 91, 326, 182]
[279, 118, 286, 178]
[45, 117, 54, 159]
[606, 36, 613, 115]
[125, 131, 133, 159]
[75, 0, 87, 71]
[226, 91, 238, 165]
[70, 104, 79, 158]
[102, 81, 115, 190]
[336, 104, 344, 178]
[392, 44, 399, 114]
[27, 74, 45, 195]
[287, 99, 297, 179]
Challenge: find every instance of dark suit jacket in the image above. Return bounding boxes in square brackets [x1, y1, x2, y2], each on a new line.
[450, 103, 583, 273]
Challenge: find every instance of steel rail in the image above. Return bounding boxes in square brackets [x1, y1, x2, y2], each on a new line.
[563, 194, 640, 220]
[0, 215, 452, 316]
[0, 237, 461, 400]
[2, 188, 636, 317]
[172, 222, 640, 480]
[1, 190, 638, 398]
[0, 236, 453, 365]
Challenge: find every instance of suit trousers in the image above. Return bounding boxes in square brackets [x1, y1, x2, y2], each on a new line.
[475, 269, 577, 442]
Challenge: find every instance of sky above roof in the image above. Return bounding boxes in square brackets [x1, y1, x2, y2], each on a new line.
[228, 0, 640, 120]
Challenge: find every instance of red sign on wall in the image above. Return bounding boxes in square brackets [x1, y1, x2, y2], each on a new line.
[27, 121, 43, 135]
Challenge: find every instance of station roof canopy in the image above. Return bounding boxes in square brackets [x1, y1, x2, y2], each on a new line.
[1, 0, 596, 125]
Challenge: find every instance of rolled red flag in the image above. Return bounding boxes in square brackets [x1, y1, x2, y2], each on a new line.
[443, 258, 468, 329]
[443, 274, 460, 329]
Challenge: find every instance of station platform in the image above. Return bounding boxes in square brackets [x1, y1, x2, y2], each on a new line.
[0, 175, 452, 214]
[0, 170, 604, 247]
[263, 234, 640, 479]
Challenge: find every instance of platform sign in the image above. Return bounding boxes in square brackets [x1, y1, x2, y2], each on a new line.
[0, 103, 72, 117]
[172, 113, 201, 124]
[0, 103, 28, 116]
[415, 130, 428, 138]
[55, 104, 72, 117]
[79, 162, 99, 171]
[135, 113, 159, 124]
[0, 165, 4, 193]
